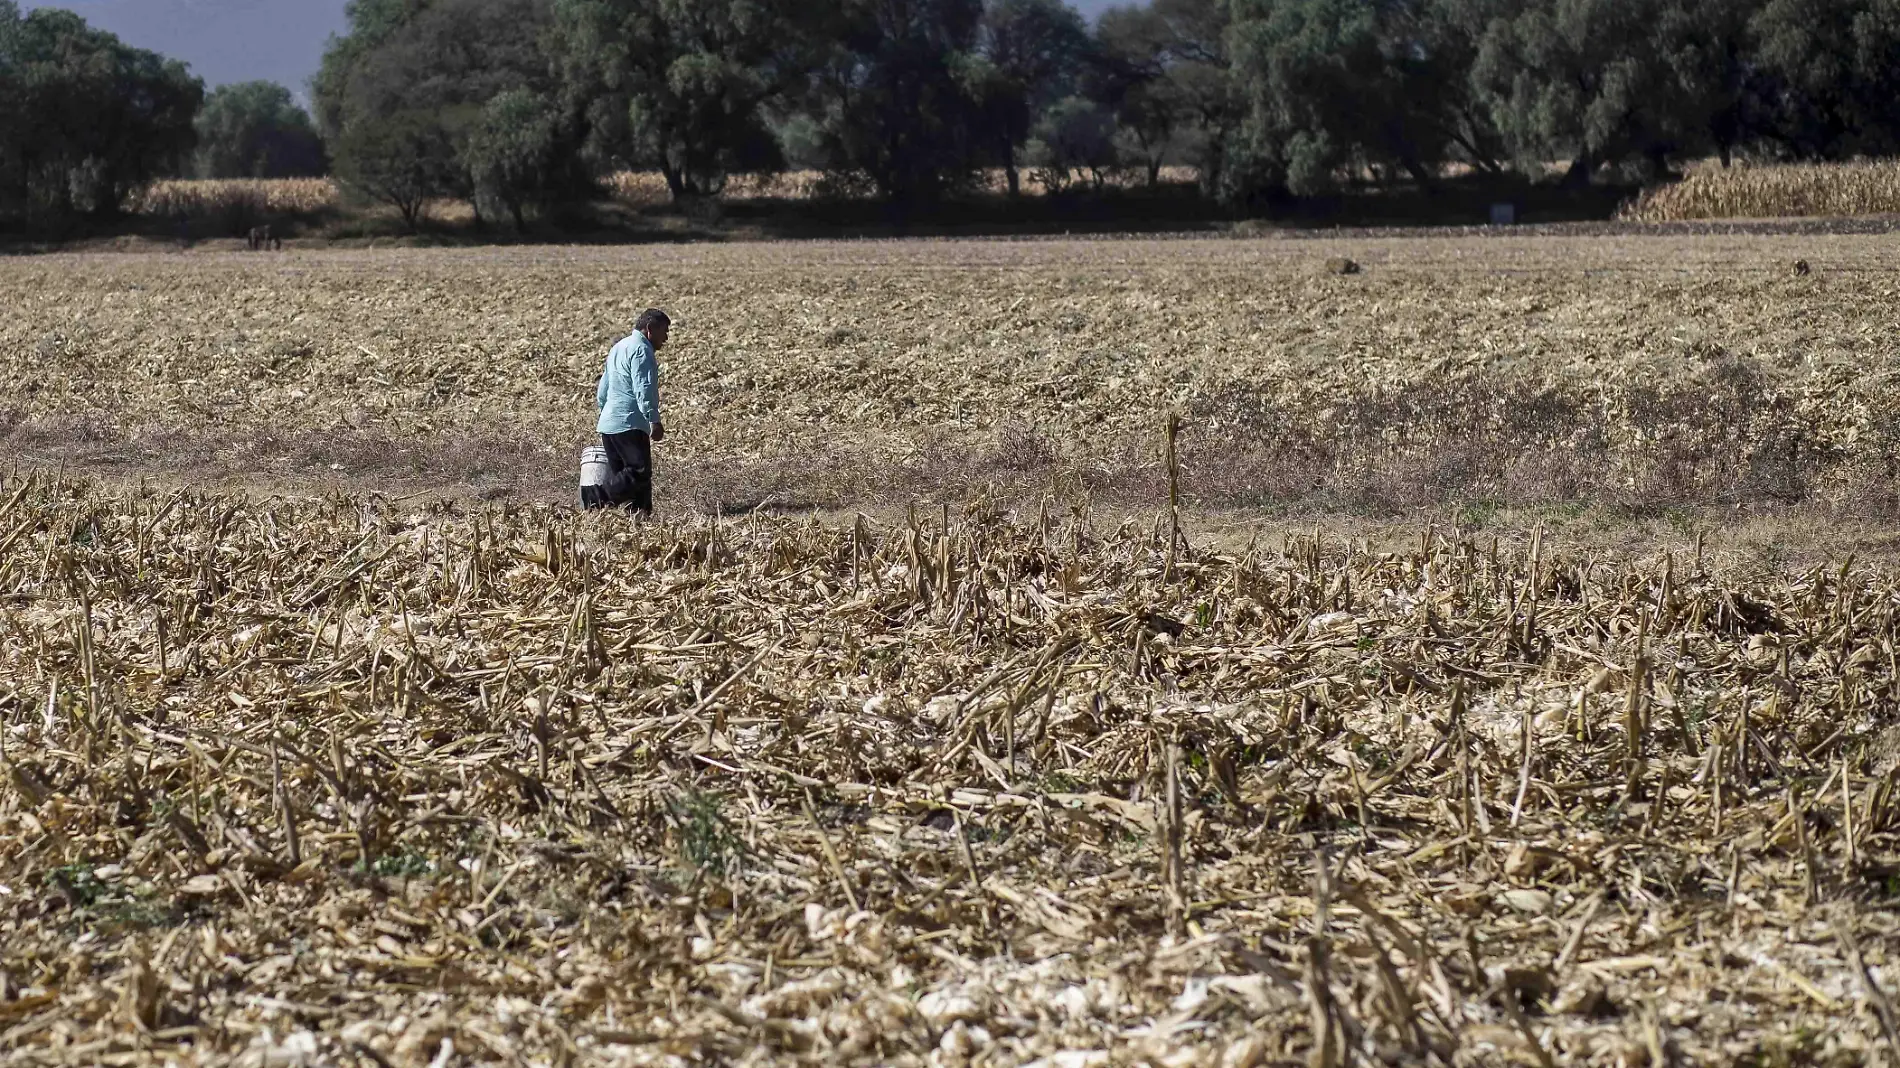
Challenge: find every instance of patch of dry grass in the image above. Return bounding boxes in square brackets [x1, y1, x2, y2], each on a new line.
[129, 167, 1203, 226]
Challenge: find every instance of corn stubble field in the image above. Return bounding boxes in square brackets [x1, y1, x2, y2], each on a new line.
[5, 235, 1900, 1066]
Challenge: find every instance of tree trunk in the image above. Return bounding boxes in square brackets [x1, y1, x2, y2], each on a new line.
[92, 180, 125, 220]
[1646, 144, 1670, 180]
[1005, 158, 1020, 198]
[660, 159, 686, 202]
[1449, 111, 1505, 176]
[1561, 152, 1594, 189]
[1452, 143, 1505, 176]
[1398, 153, 1436, 191]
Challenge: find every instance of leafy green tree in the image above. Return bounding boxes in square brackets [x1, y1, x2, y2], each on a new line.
[317, 0, 458, 229]
[550, 0, 808, 200]
[0, 2, 22, 217]
[1027, 94, 1119, 191]
[461, 88, 560, 228]
[1751, 0, 1900, 158]
[332, 109, 458, 230]
[1751, 0, 1862, 157]
[317, 0, 583, 228]
[972, 0, 1093, 197]
[1092, 4, 1190, 186]
[1665, 0, 1764, 167]
[802, 0, 990, 209]
[0, 4, 201, 221]
[1121, 0, 1245, 197]
[312, 0, 430, 144]
[1413, 0, 1508, 174]
[1228, 0, 1405, 195]
[1460, 0, 1727, 183]
[1220, 0, 1496, 197]
[194, 82, 325, 178]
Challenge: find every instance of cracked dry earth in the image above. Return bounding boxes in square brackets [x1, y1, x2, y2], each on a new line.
[2, 474, 1899, 1066]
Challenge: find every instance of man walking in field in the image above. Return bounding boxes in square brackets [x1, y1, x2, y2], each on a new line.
[593, 308, 669, 513]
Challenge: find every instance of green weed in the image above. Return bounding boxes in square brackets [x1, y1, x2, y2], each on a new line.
[671, 792, 745, 878]
[1455, 498, 1502, 529]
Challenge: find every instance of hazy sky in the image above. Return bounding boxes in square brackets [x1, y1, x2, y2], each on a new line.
[23, 0, 1124, 104]
[22, 0, 350, 101]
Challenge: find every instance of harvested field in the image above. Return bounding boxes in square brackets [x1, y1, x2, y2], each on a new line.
[3, 474, 1900, 1065]
[6, 234, 1900, 515]
[6, 233, 1900, 1065]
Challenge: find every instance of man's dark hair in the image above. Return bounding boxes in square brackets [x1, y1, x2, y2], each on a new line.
[635, 308, 671, 332]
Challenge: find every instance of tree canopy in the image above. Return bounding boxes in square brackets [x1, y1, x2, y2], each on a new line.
[549, 0, 809, 199]
[973, 0, 1093, 196]
[194, 82, 326, 179]
[314, 0, 580, 229]
[0, 2, 202, 224]
[19, 0, 1900, 231]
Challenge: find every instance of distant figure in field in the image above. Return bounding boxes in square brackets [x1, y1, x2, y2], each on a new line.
[591, 308, 670, 514]
[247, 226, 280, 251]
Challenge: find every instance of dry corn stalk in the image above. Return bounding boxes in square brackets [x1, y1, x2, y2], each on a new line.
[129, 178, 339, 217]
[0, 473, 1893, 1065]
[1623, 159, 1900, 221]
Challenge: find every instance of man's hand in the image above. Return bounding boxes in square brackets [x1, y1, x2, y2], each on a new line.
[650, 420, 666, 443]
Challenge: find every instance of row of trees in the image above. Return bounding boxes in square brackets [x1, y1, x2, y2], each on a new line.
[13, 0, 1900, 228]
[0, 2, 201, 221]
[193, 82, 327, 181]
[1208, 0, 1900, 198]
[310, 0, 1177, 223]
[317, 0, 1900, 224]
[0, 2, 328, 227]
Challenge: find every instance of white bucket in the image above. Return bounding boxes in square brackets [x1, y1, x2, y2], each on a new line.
[578, 445, 610, 508]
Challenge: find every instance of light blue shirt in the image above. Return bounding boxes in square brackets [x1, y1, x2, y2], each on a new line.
[595, 330, 660, 435]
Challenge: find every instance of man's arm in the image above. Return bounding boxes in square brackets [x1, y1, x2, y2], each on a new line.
[632, 347, 662, 436]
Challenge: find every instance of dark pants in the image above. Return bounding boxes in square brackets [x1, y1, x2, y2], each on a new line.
[600, 429, 653, 514]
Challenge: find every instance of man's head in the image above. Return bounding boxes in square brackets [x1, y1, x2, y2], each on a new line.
[636, 308, 671, 349]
